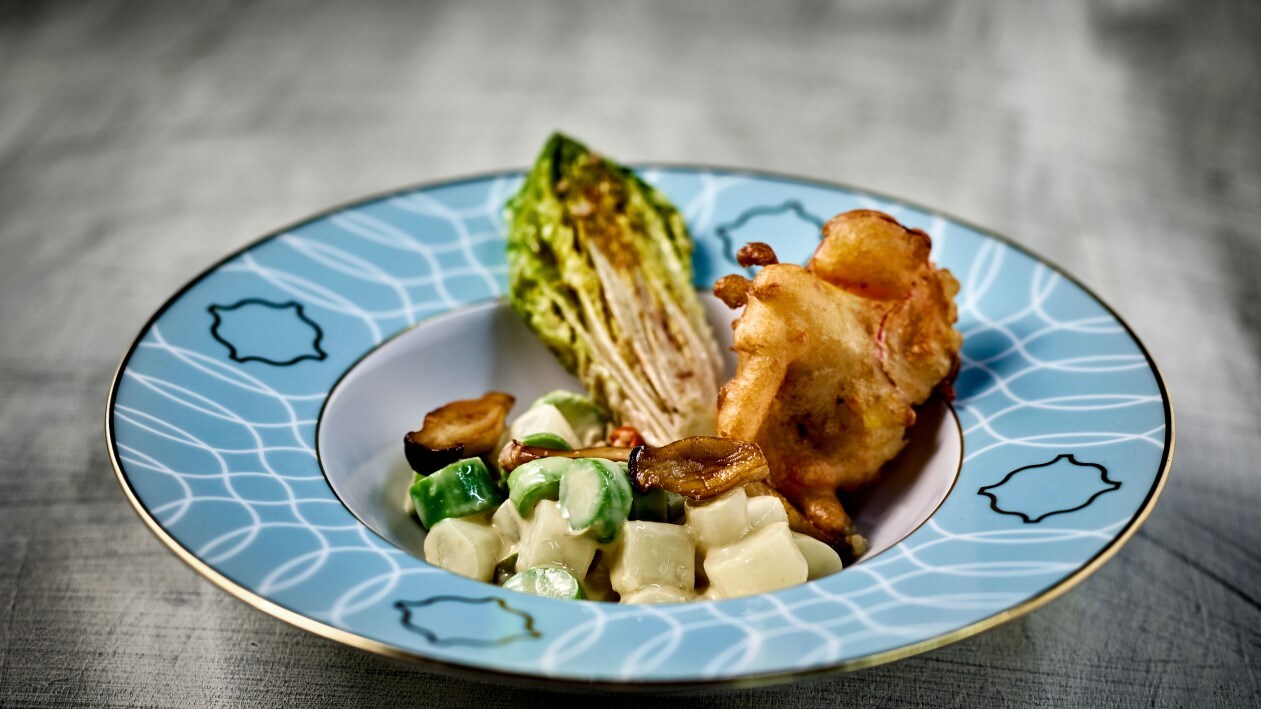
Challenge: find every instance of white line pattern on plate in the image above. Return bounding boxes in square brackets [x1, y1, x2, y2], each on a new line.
[111, 169, 1166, 681]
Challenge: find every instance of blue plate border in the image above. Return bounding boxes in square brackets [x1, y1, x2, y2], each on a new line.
[105, 165, 1174, 691]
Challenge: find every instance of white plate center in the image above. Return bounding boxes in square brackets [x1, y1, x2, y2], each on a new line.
[317, 296, 961, 566]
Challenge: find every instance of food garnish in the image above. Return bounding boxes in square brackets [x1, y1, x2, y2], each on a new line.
[628, 437, 769, 500]
[505, 133, 723, 444]
[497, 440, 632, 473]
[501, 434, 768, 502]
[606, 425, 644, 448]
[736, 241, 778, 267]
[403, 392, 514, 474]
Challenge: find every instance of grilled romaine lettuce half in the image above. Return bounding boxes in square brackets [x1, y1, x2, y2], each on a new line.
[505, 133, 722, 444]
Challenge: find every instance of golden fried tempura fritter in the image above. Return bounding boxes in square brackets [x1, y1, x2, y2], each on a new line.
[716, 210, 961, 554]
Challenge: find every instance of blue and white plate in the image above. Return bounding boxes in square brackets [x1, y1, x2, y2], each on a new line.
[107, 167, 1172, 689]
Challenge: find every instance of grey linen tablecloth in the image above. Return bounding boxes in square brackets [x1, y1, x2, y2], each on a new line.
[1, 1, 1258, 706]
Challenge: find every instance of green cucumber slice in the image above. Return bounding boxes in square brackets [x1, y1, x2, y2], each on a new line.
[665, 490, 686, 521]
[409, 457, 504, 529]
[507, 457, 573, 517]
[503, 567, 585, 600]
[518, 432, 573, 451]
[629, 488, 685, 522]
[558, 458, 632, 543]
[532, 390, 608, 446]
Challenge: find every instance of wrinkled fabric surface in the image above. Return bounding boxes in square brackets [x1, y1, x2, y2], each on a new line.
[0, 1, 1256, 706]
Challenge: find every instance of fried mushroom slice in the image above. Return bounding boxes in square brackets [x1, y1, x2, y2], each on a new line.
[737, 242, 779, 267]
[404, 392, 515, 474]
[712, 274, 750, 309]
[497, 441, 632, 473]
[629, 437, 769, 500]
[607, 425, 645, 448]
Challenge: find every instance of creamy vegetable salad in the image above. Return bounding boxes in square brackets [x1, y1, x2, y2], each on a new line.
[406, 391, 843, 603]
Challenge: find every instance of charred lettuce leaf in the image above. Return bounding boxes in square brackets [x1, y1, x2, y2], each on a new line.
[505, 134, 722, 444]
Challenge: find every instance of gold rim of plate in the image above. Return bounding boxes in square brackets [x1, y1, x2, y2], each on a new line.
[104, 165, 1175, 691]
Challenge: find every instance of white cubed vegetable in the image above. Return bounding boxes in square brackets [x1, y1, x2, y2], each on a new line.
[620, 585, 694, 605]
[516, 500, 597, 579]
[509, 404, 580, 449]
[746, 494, 788, 531]
[491, 500, 523, 544]
[685, 487, 749, 551]
[793, 533, 844, 580]
[423, 517, 503, 582]
[703, 521, 808, 598]
[610, 521, 696, 594]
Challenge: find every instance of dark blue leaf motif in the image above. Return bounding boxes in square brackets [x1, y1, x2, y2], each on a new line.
[208, 299, 327, 367]
[978, 454, 1120, 523]
[715, 201, 826, 273]
[394, 596, 540, 647]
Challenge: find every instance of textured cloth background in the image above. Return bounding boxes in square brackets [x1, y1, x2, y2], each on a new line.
[1, 0, 1258, 706]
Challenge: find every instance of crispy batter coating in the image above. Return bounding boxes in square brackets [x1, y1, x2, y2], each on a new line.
[737, 242, 779, 267]
[715, 210, 961, 553]
[712, 274, 751, 309]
